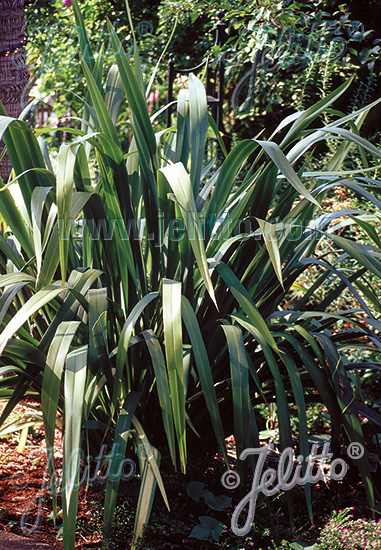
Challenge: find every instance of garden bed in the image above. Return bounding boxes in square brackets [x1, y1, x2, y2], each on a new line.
[0, 402, 379, 549]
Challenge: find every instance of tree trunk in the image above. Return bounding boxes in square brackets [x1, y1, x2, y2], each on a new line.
[0, 0, 29, 180]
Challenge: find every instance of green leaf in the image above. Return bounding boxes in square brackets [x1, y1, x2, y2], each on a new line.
[131, 417, 169, 550]
[203, 492, 232, 511]
[0, 282, 29, 325]
[107, 21, 156, 157]
[329, 233, 381, 279]
[71, 0, 95, 71]
[103, 392, 140, 539]
[186, 481, 206, 503]
[0, 176, 34, 258]
[88, 288, 108, 375]
[104, 65, 123, 124]
[256, 218, 283, 286]
[31, 186, 53, 284]
[0, 284, 64, 356]
[162, 279, 186, 472]
[206, 139, 258, 229]
[189, 73, 208, 194]
[57, 144, 77, 283]
[115, 293, 159, 413]
[175, 89, 190, 166]
[159, 164, 217, 308]
[80, 62, 122, 150]
[216, 262, 279, 352]
[132, 445, 161, 550]
[0, 116, 46, 217]
[142, 330, 176, 467]
[221, 324, 253, 479]
[181, 296, 227, 464]
[258, 140, 320, 207]
[281, 77, 353, 147]
[62, 345, 88, 550]
[42, 321, 81, 520]
[231, 313, 292, 452]
[278, 349, 312, 523]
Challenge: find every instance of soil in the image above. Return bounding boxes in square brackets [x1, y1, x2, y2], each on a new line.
[0, 400, 103, 549]
[0, 531, 59, 549]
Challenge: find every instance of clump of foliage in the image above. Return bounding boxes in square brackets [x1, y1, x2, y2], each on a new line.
[314, 508, 381, 550]
[218, 0, 381, 137]
[1, 2, 381, 550]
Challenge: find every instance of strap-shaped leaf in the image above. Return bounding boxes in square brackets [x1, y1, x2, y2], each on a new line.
[329, 233, 381, 279]
[0, 282, 28, 325]
[189, 73, 208, 194]
[107, 21, 156, 159]
[88, 288, 109, 375]
[256, 218, 283, 287]
[115, 292, 159, 412]
[231, 313, 292, 452]
[159, 164, 217, 308]
[31, 186, 53, 283]
[216, 262, 279, 352]
[222, 324, 253, 480]
[181, 296, 227, 465]
[131, 418, 169, 549]
[0, 116, 46, 217]
[104, 65, 123, 124]
[0, 174, 34, 257]
[280, 77, 353, 148]
[258, 140, 320, 207]
[175, 89, 190, 166]
[103, 392, 140, 538]
[71, 0, 95, 71]
[0, 284, 64, 356]
[315, 333, 375, 509]
[38, 268, 102, 354]
[162, 279, 186, 472]
[132, 446, 160, 550]
[142, 330, 176, 467]
[42, 320, 81, 520]
[57, 144, 77, 283]
[278, 348, 313, 523]
[62, 345, 88, 550]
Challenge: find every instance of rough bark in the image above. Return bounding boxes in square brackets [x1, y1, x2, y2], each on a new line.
[0, 0, 29, 180]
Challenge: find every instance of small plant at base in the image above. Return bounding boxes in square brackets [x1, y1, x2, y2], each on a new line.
[186, 481, 231, 542]
[314, 508, 381, 550]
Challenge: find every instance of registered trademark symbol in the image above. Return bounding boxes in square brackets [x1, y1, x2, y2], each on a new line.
[347, 442, 364, 460]
[137, 21, 153, 36]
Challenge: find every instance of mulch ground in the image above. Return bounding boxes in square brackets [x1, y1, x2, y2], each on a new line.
[0, 401, 103, 549]
[0, 530, 59, 549]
